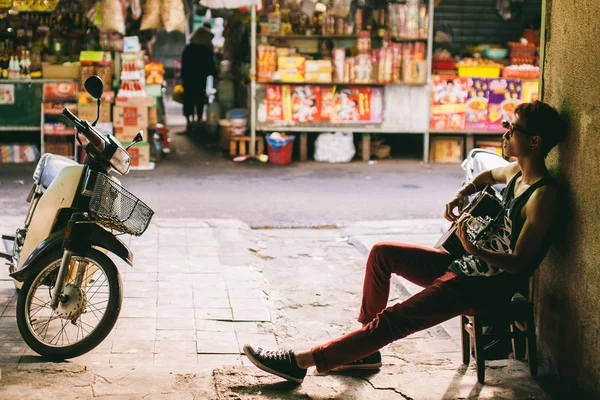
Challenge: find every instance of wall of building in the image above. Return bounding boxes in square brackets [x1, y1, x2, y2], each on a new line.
[536, 0, 600, 396]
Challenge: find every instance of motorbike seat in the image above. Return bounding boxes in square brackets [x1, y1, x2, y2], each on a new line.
[40, 154, 79, 190]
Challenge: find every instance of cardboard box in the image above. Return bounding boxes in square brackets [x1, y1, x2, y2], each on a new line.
[278, 57, 305, 70]
[77, 91, 114, 123]
[305, 72, 332, 83]
[430, 136, 464, 163]
[43, 81, 78, 101]
[487, 78, 522, 130]
[42, 64, 80, 79]
[113, 105, 148, 128]
[305, 60, 333, 73]
[115, 95, 153, 108]
[476, 139, 503, 156]
[521, 80, 539, 103]
[430, 76, 468, 130]
[115, 127, 145, 142]
[122, 141, 150, 167]
[78, 102, 111, 123]
[277, 69, 305, 82]
[466, 78, 489, 130]
[148, 107, 158, 127]
[403, 59, 427, 84]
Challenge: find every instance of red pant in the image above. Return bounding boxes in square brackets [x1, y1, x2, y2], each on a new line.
[311, 242, 518, 373]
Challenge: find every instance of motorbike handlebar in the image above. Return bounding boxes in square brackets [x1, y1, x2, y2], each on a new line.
[61, 108, 106, 153]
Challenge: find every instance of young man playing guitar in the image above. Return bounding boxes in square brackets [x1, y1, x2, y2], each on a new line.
[242, 101, 567, 383]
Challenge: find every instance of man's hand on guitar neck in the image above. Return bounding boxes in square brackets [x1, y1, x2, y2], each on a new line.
[445, 169, 501, 222]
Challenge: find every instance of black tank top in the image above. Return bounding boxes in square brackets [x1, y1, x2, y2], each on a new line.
[448, 171, 558, 277]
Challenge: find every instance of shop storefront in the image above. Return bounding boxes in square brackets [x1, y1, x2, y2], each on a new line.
[0, 0, 181, 168]
[241, 0, 541, 163]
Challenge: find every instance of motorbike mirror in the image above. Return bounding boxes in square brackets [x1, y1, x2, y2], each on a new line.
[84, 75, 104, 99]
[125, 131, 144, 150]
[85, 76, 104, 127]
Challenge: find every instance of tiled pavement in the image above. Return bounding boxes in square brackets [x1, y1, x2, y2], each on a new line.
[0, 217, 276, 368]
[0, 216, 555, 399]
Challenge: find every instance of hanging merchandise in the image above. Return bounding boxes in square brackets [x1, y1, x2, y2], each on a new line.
[162, 0, 186, 34]
[131, 0, 142, 20]
[140, 0, 163, 31]
[101, 0, 126, 34]
[330, 0, 352, 19]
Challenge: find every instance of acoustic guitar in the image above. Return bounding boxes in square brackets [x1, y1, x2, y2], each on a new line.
[435, 186, 504, 259]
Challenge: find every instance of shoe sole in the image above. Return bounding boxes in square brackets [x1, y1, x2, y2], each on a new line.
[330, 362, 383, 371]
[243, 346, 304, 384]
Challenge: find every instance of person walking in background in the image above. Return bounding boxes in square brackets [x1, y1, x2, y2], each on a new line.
[181, 21, 218, 131]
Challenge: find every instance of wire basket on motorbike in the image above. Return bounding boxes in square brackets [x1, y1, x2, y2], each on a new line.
[88, 173, 154, 236]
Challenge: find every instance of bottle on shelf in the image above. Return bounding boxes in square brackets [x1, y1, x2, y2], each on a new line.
[0, 42, 8, 79]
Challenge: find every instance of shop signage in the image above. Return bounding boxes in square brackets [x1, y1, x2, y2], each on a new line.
[430, 76, 469, 130]
[0, 84, 15, 105]
[43, 82, 78, 101]
[266, 84, 383, 124]
[430, 76, 537, 131]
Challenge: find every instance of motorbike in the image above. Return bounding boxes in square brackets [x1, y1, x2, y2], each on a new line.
[460, 148, 510, 206]
[0, 76, 154, 360]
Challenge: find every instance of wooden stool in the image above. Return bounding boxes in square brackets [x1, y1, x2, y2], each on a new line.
[229, 135, 264, 157]
[461, 293, 538, 384]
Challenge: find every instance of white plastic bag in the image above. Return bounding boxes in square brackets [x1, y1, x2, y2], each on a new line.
[314, 132, 356, 163]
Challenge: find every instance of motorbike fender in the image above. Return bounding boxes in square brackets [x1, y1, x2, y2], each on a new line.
[10, 225, 133, 283]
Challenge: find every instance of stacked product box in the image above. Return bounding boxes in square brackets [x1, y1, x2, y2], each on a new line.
[487, 78, 522, 130]
[114, 37, 153, 168]
[113, 96, 152, 168]
[78, 91, 114, 131]
[465, 78, 489, 130]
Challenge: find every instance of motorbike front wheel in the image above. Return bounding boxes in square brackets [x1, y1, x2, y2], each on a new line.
[16, 248, 122, 360]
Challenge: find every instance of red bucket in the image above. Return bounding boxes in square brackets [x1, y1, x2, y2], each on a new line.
[268, 141, 294, 165]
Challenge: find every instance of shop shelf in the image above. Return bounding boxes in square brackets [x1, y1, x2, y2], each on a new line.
[457, 66, 502, 78]
[260, 34, 428, 42]
[429, 129, 505, 135]
[43, 128, 77, 136]
[43, 104, 77, 115]
[257, 81, 426, 87]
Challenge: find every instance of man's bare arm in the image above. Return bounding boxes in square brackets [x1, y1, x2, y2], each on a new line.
[471, 184, 559, 274]
[444, 162, 519, 221]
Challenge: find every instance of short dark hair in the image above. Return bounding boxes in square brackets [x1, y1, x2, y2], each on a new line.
[515, 101, 567, 158]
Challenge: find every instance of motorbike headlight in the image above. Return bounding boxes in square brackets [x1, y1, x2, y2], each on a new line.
[109, 147, 131, 175]
[32, 153, 51, 184]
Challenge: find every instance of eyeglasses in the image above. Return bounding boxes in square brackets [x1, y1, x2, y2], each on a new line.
[501, 120, 533, 137]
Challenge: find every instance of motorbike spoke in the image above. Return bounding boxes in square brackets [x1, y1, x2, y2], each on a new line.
[29, 298, 52, 318]
[32, 312, 60, 333]
[26, 257, 114, 348]
[75, 319, 90, 338]
[48, 317, 66, 345]
[86, 275, 109, 302]
[86, 303, 103, 322]
[63, 323, 70, 345]
[79, 319, 97, 332]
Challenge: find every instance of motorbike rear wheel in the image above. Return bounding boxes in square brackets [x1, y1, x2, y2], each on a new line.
[16, 248, 122, 360]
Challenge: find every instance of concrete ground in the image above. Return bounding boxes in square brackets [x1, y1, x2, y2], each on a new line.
[0, 216, 553, 399]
